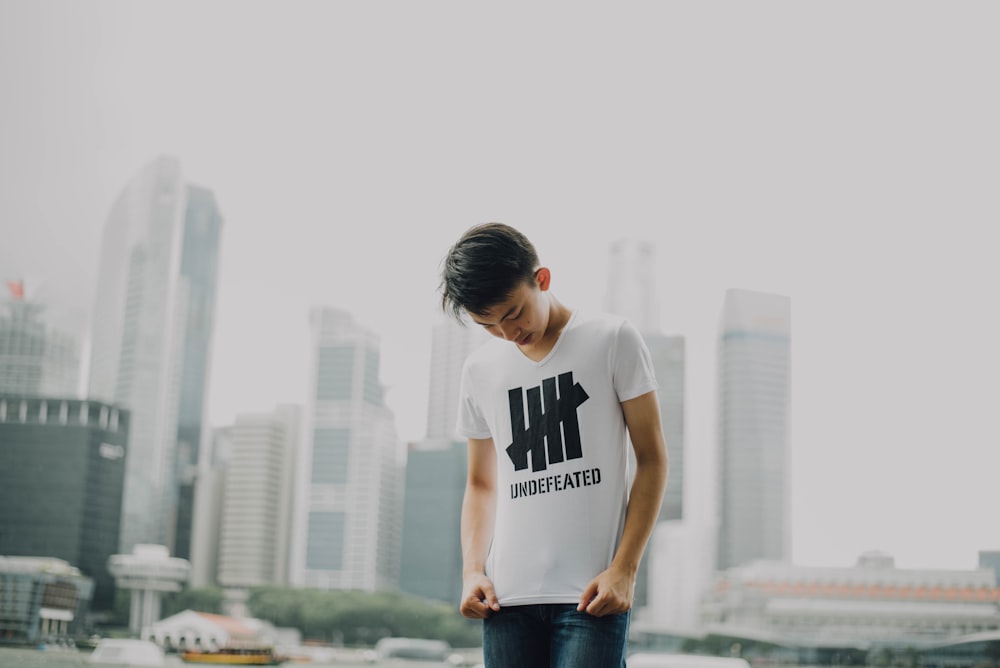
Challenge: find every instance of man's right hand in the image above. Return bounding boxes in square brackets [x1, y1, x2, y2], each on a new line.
[459, 572, 501, 619]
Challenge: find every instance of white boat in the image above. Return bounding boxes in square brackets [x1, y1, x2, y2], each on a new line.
[87, 638, 166, 667]
[627, 653, 752, 668]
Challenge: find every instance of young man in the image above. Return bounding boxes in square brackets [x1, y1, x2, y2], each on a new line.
[439, 223, 668, 668]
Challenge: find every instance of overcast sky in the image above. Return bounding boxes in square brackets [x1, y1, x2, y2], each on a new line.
[2, 1, 998, 572]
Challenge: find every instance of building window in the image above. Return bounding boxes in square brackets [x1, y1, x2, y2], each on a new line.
[312, 428, 350, 484]
[306, 511, 345, 571]
[316, 345, 354, 401]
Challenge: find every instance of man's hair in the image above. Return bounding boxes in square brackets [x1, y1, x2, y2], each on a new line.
[439, 222, 540, 321]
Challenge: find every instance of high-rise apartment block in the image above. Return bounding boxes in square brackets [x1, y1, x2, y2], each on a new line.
[216, 406, 299, 588]
[716, 288, 791, 571]
[1, 284, 80, 397]
[0, 395, 129, 610]
[290, 308, 403, 591]
[87, 156, 222, 556]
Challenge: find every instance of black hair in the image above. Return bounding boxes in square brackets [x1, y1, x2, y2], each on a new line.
[439, 222, 540, 321]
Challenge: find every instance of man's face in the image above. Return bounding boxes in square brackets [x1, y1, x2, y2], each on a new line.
[469, 273, 549, 350]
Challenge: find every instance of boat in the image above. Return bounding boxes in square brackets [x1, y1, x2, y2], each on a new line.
[181, 646, 285, 665]
[87, 638, 165, 667]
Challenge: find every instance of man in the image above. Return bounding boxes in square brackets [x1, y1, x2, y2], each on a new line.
[439, 223, 668, 667]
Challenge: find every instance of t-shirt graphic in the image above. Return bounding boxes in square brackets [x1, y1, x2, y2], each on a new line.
[506, 371, 589, 472]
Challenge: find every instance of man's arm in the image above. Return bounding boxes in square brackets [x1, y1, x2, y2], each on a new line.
[579, 390, 668, 616]
[459, 436, 501, 619]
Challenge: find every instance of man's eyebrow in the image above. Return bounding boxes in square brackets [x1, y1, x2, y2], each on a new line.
[472, 304, 519, 326]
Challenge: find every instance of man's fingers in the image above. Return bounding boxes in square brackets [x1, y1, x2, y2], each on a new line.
[578, 581, 599, 611]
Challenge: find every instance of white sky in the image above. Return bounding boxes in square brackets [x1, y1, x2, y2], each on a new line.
[1, 1, 998, 572]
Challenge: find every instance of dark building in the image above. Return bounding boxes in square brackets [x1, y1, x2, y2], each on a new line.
[0, 395, 129, 610]
[172, 184, 223, 561]
[399, 440, 466, 604]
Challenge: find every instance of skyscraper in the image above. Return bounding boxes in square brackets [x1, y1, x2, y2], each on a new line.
[217, 406, 299, 588]
[0, 283, 80, 397]
[425, 318, 488, 442]
[716, 288, 791, 571]
[399, 440, 467, 603]
[0, 395, 129, 610]
[87, 156, 222, 555]
[604, 239, 685, 521]
[290, 307, 403, 591]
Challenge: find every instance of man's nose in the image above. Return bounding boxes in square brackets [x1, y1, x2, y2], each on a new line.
[498, 322, 519, 341]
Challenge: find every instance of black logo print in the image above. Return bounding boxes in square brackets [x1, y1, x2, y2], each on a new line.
[506, 371, 589, 472]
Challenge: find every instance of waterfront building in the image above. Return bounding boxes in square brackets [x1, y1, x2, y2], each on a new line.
[143, 609, 278, 652]
[0, 395, 129, 610]
[289, 308, 403, 591]
[216, 406, 299, 588]
[699, 552, 1000, 647]
[399, 440, 467, 603]
[0, 283, 80, 397]
[0, 556, 93, 644]
[88, 156, 222, 557]
[107, 544, 190, 635]
[716, 288, 791, 571]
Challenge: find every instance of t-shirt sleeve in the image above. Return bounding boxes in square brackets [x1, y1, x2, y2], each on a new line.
[612, 319, 659, 402]
[456, 359, 492, 439]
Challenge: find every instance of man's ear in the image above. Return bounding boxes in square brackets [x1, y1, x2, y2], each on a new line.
[536, 267, 552, 291]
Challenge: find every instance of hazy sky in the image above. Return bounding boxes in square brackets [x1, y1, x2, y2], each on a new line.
[2, 1, 998, 572]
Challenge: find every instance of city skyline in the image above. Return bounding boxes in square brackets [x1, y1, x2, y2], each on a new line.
[2, 1, 998, 574]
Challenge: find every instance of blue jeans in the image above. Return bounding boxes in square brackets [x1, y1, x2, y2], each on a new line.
[482, 604, 630, 668]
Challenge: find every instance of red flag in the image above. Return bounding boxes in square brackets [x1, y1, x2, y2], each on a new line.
[6, 280, 24, 300]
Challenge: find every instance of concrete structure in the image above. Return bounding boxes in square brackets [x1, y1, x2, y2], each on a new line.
[700, 552, 1000, 647]
[0, 395, 129, 610]
[399, 440, 467, 603]
[188, 426, 230, 588]
[980, 551, 1000, 584]
[108, 544, 191, 634]
[88, 156, 222, 557]
[716, 288, 791, 571]
[0, 283, 80, 397]
[217, 406, 299, 588]
[290, 308, 403, 591]
[643, 520, 716, 632]
[0, 556, 94, 644]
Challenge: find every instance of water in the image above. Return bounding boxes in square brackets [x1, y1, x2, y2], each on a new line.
[0, 647, 481, 668]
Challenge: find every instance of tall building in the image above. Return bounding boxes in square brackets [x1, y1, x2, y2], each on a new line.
[605, 239, 660, 334]
[0, 395, 129, 610]
[188, 426, 232, 588]
[716, 288, 791, 571]
[217, 406, 299, 588]
[87, 156, 222, 556]
[399, 440, 467, 603]
[0, 282, 80, 397]
[426, 318, 488, 442]
[290, 308, 403, 591]
[603, 239, 685, 522]
[172, 185, 224, 561]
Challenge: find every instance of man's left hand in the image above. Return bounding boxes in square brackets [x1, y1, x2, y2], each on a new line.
[577, 566, 635, 617]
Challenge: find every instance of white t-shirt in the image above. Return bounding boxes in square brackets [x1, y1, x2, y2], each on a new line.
[457, 310, 658, 606]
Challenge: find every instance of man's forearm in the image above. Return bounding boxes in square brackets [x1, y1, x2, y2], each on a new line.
[461, 484, 497, 575]
[610, 450, 668, 574]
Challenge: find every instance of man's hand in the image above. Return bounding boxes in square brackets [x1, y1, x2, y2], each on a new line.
[577, 566, 635, 617]
[460, 572, 501, 619]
